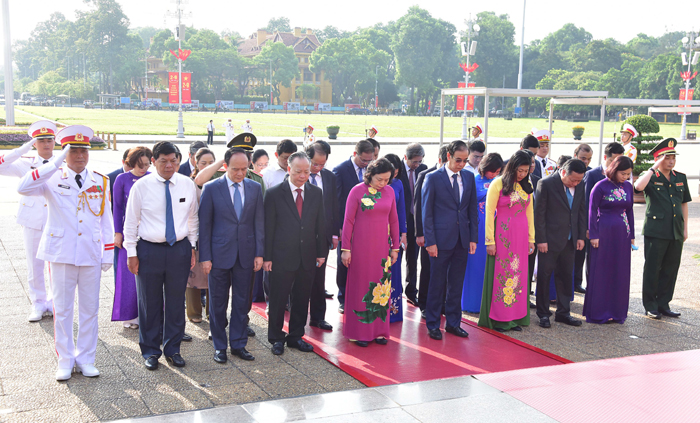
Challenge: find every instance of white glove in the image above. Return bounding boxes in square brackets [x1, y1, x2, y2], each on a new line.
[16, 137, 38, 156]
[101, 263, 112, 272]
[50, 144, 70, 168]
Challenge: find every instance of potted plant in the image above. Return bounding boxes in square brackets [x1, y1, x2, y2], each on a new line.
[326, 125, 340, 140]
[620, 115, 662, 203]
[572, 125, 585, 140]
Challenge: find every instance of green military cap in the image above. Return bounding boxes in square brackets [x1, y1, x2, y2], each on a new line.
[650, 138, 679, 159]
[227, 132, 257, 150]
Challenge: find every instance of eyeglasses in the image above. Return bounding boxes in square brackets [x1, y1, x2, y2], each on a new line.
[408, 159, 423, 165]
[358, 158, 372, 165]
[452, 158, 468, 164]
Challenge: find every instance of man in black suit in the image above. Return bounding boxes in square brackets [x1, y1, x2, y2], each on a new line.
[263, 151, 326, 355]
[305, 141, 339, 331]
[178, 141, 206, 177]
[535, 159, 588, 328]
[414, 146, 447, 315]
[523, 150, 540, 308]
[332, 140, 375, 313]
[572, 144, 594, 294]
[400, 143, 427, 306]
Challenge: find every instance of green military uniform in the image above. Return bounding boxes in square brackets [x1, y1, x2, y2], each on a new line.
[637, 138, 692, 313]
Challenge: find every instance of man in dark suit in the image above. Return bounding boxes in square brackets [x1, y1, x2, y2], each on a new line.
[305, 141, 339, 331]
[178, 141, 206, 177]
[572, 144, 594, 294]
[400, 143, 428, 306]
[263, 151, 326, 355]
[199, 148, 264, 363]
[415, 146, 447, 315]
[522, 150, 540, 307]
[535, 159, 588, 328]
[422, 140, 478, 340]
[332, 139, 375, 313]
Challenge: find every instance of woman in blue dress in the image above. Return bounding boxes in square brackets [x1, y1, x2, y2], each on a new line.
[384, 154, 407, 323]
[462, 153, 503, 312]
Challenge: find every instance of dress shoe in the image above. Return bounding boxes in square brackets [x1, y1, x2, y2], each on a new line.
[27, 306, 44, 322]
[324, 290, 334, 299]
[420, 309, 426, 319]
[246, 326, 256, 337]
[574, 285, 587, 294]
[512, 326, 523, 332]
[445, 326, 469, 338]
[529, 301, 536, 309]
[309, 320, 333, 330]
[660, 309, 681, 318]
[338, 304, 345, 314]
[271, 341, 285, 355]
[55, 367, 72, 381]
[539, 316, 551, 328]
[646, 310, 661, 319]
[287, 339, 314, 352]
[354, 340, 369, 347]
[231, 348, 255, 361]
[166, 353, 186, 367]
[76, 363, 100, 377]
[554, 315, 583, 327]
[428, 328, 443, 340]
[189, 318, 202, 323]
[213, 350, 227, 363]
[374, 337, 388, 345]
[182, 333, 193, 342]
[406, 296, 419, 307]
[495, 327, 507, 333]
[144, 355, 159, 370]
[208, 331, 212, 340]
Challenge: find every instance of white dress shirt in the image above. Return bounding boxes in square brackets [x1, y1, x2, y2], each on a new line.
[262, 162, 288, 190]
[123, 171, 199, 257]
[465, 164, 478, 175]
[289, 179, 305, 202]
[351, 158, 364, 182]
[226, 174, 245, 206]
[445, 167, 464, 199]
[207, 123, 215, 131]
[309, 173, 323, 191]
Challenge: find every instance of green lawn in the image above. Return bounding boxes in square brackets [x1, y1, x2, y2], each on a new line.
[4, 106, 696, 139]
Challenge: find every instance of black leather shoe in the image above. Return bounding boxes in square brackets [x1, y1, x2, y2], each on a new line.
[554, 315, 583, 326]
[660, 309, 681, 318]
[309, 320, 333, 331]
[428, 328, 442, 340]
[231, 348, 255, 361]
[166, 353, 186, 367]
[271, 341, 285, 355]
[539, 316, 551, 328]
[182, 333, 193, 342]
[354, 340, 369, 347]
[574, 285, 587, 294]
[145, 355, 159, 371]
[406, 296, 419, 307]
[646, 310, 661, 319]
[495, 327, 507, 333]
[512, 326, 523, 332]
[213, 350, 227, 364]
[445, 326, 469, 338]
[529, 301, 536, 309]
[287, 339, 314, 352]
[246, 326, 256, 337]
[338, 304, 344, 314]
[374, 337, 388, 345]
[420, 309, 426, 319]
[324, 290, 334, 299]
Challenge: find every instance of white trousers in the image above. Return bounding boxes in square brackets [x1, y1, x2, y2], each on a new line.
[49, 263, 101, 369]
[23, 227, 51, 306]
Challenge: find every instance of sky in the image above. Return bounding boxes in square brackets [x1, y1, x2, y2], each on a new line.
[1, 0, 699, 59]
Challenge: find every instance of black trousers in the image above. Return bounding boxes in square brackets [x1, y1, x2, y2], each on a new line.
[135, 239, 191, 359]
[268, 266, 315, 344]
[308, 260, 328, 322]
[573, 239, 589, 288]
[336, 241, 348, 305]
[206, 131, 214, 145]
[426, 237, 468, 330]
[528, 250, 537, 297]
[642, 237, 684, 312]
[417, 245, 432, 310]
[209, 256, 253, 351]
[404, 218, 419, 300]
[536, 239, 575, 319]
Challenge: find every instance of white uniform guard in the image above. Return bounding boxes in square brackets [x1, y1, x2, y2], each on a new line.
[532, 128, 558, 176]
[303, 124, 316, 148]
[242, 119, 253, 133]
[223, 119, 235, 143]
[621, 123, 639, 162]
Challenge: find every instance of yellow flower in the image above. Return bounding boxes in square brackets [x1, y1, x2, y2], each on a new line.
[368, 187, 378, 195]
[372, 282, 391, 307]
[504, 296, 513, 305]
[506, 278, 514, 287]
[384, 257, 392, 273]
[361, 198, 375, 207]
[504, 287, 514, 296]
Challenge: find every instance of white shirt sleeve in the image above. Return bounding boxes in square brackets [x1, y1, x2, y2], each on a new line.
[123, 181, 142, 257]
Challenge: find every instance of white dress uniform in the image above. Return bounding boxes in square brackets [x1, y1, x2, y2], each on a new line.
[303, 124, 316, 149]
[532, 128, 558, 176]
[223, 121, 235, 143]
[17, 125, 114, 380]
[242, 122, 253, 133]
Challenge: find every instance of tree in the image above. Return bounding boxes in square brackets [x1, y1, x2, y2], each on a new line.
[468, 12, 518, 92]
[131, 26, 160, 49]
[541, 23, 592, 53]
[254, 42, 299, 104]
[295, 83, 320, 104]
[150, 29, 174, 57]
[571, 39, 623, 73]
[639, 54, 685, 99]
[266, 17, 291, 33]
[314, 26, 352, 43]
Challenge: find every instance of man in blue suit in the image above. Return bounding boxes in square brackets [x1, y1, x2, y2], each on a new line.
[422, 140, 478, 340]
[199, 148, 264, 363]
[332, 139, 375, 313]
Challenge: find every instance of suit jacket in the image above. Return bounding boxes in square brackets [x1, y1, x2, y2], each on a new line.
[400, 160, 428, 219]
[333, 158, 362, 231]
[414, 165, 437, 237]
[178, 160, 192, 177]
[530, 173, 541, 194]
[534, 172, 587, 252]
[318, 168, 340, 251]
[107, 168, 123, 212]
[584, 165, 605, 205]
[422, 167, 478, 250]
[264, 181, 326, 271]
[199, 177, 265, 269]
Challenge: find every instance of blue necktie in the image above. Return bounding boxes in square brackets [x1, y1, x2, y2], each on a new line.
[165, 180, 176, 246]
[233, 182, 242, 219]
[310, 174, 318, 186]
[566, 188, 574, 240]
[452, 174, 461, 203]
[357, 167, 363, 182]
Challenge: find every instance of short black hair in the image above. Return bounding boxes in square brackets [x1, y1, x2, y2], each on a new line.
[276, 139, 298, 156]
[288, 151, 310, 166]
[468, 140, 486, 154]
[306, 140, 331, 159]
[605, 142, 625, 158]
[189, 141, 207, 156]
[520, 135, 540, 150]
[557, 155, 572, 168]
[406, 143, 425, 160]
[252, 149, 268, 164]
[439, 145, 449, 163]
[355, 140, 374, 156]
[574, 143, 592, 156]
[368, 138, 380, 151]
[225, 147, 248, 166]
[363, 157, 394, 185]
[122, 148, 131, 162]
[447, 140, 468, 157]
[478, 153, 504, 177]
[153, 141, 180, 160]
[383, 153, 404, 180]
[562, 158, 587, 175]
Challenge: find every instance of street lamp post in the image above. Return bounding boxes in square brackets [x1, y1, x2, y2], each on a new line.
[461, 17, 480, 140]
[680, 32, 700, 140]
[516, 0, 526, 114]
[375, 65, 379, 112]
[166, 0, 190, 138]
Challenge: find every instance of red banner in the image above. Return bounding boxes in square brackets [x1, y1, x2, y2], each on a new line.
[456, 82, 466, 111]
[466, 82, 476, 111]
[168, 72, 179, 104]
[182, 73, 191, 104]
[168, 72, 192, 104]
[679, 88, 695, 115]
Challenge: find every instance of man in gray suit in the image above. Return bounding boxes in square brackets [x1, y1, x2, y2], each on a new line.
[199, 148, 265, 363]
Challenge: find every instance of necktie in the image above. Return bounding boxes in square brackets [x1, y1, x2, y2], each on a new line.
[233, 182, 242, 219]
[43, 160, 49, 164]
[310, 174, 318, 186]
[295, 189, 303, 218]
[75, 174, 82, 188]
[408, 169, 415, 213]
[541, 158, 547, 171]
[452, 174, 460, 203]
[357, 167, 363, 182]
[566, 188, 574, 240]
[165, 180, 176, 246]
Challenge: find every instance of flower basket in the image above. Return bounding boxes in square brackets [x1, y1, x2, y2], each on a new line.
[572, 125, 585, 140]
[326, 125, 340, 140]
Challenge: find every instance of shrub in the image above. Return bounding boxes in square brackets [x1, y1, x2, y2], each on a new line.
[621, 115, 659, 135]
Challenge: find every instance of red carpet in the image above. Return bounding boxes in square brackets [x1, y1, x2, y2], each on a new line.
[476, 349, 700, 423]
[251, 299, 569, 387]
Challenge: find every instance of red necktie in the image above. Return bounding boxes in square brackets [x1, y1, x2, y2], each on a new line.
[295, 188, 303, 217]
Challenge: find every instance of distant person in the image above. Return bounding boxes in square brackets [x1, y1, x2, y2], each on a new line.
[532, 129, 557, 176]
[303, 124, 315, 148]
[252, 149, 269, 176]
[465, 140, 485, 175]
[206, 120, 215, 145]
[262, 139, 297, 190]
[242, 119, 253, 133]
[470, 123, 483, 141]
[620, 123, 639, 162]
[368, 138, 381, 161]
[224, 119, 235, 144]
[178, 141, 206, 177]
[367, 125, 378, 139]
